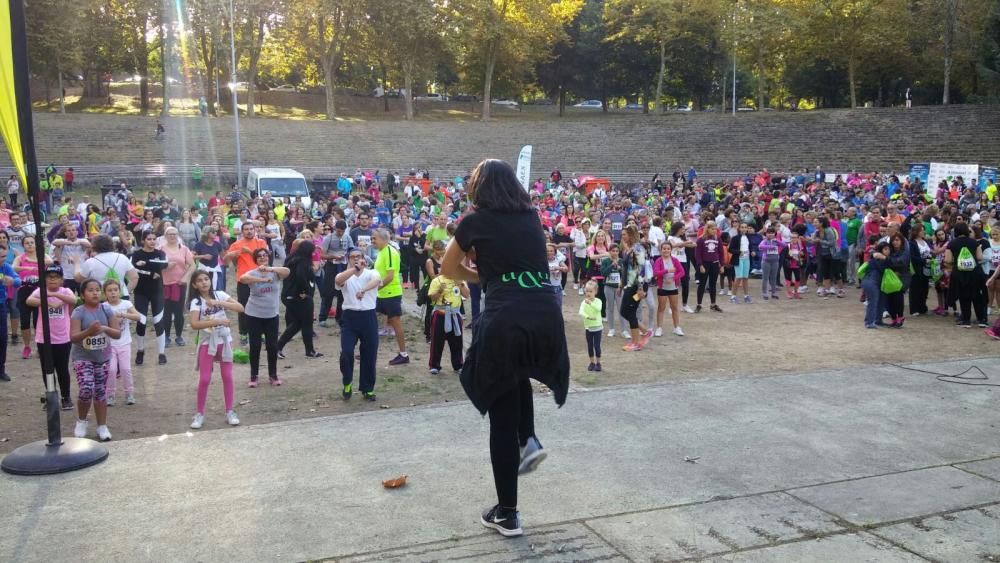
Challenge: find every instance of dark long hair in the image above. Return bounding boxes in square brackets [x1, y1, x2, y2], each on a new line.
[285, 239, 315, 270]
[467, 159, 533, 212]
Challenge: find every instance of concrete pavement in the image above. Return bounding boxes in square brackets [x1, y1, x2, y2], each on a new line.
[2, 357, 999, 562]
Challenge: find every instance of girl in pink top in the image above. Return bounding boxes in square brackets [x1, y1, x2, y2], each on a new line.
[26, 265, 77, 410]
[160, 227, 195, 346]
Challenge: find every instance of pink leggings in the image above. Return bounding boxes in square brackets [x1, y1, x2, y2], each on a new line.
[196, 345, 234, 414]
[108, 344, 133, 396]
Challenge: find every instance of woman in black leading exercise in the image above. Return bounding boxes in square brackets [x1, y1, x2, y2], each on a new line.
[276, 240, 323, 359]
[441, 159, 569, 538]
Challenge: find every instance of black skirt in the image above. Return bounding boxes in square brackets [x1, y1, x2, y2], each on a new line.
[460, 285, 570, 414]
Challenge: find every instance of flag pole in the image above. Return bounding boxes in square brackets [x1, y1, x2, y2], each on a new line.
[1, 0, 108, 475]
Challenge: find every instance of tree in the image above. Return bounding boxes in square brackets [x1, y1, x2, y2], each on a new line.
[25, 0, 84, 112]
[605, 0, 679, 114]
[367, 0, 443, 120]
[451, 0, 582, 121]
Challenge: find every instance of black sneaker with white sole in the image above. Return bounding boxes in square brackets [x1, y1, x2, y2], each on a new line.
[480, 504, 523, 537]
[518, 437, 547, 475]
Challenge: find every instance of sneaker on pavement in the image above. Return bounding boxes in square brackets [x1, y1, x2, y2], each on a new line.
[577, 287, 584, 296]
[318, 320, 328, 328]
[0, 372, 9, 382]
[158, 354, 167, 365]
[607, 329, 615, 337]
[74, 419, 88, 438]
[744, 295, 752, 303]
[226, 410, 240, 426]
[240, 335, 249, 346]
[61, 398, 74, 411]
[248, 379, 258, 388]
[673, 326, 685, 336]
[21, 346, 30, 359]
[164, 339, 172, 348]
[269, 377, 283, 386]
[682, 305, 695, 313]
[305, 351, 324, 358]
[695, 305, 702, 313]
[126, 394, 136, 405]
[429, 368, 441, 375]
[96, 425, 112, 442]
[481, 505, 523, 538]
[135, 350, 144, 365]
[388, 353, 410, 366]
[190, 413, 204, 429]
[518, 437, 547, 475]
[362, 391, 377, 402]
[106, 395, 115, 406]
[175, 337, 186, 347]
[342, 383, 353, 400]
[730, 295, 738, 304]
[653, 327, 663, 337]
[594, 363, 602, 372]
[624, 332, 632, 340]
[277, 350, 286, 359]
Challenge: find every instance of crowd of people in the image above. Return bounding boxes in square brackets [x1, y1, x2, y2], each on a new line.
[1, 163, 997, 446]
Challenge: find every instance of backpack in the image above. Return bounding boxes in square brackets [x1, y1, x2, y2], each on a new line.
[96, 255, 121, 284]
[956, 246, 976, 272]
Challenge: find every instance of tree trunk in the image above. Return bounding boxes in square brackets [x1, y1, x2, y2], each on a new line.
[654, 39, 666, 114]
[160, 10, 170, 116]
[558, 85, 565, 117]
[245, 15, 265, 118]
[403, 63, 414, 121]
[323, 62, 337, 119]
[379, 62, 389, 112]
[721, 70, 727, 112]
[943, 0, 956, 104]
[848, 56, 857, 108]
[58, 69, 65, 114]
[44, 74, 51, 110]
[481, 39, 497, 122]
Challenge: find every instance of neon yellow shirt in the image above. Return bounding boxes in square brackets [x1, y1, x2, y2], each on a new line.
[374, 245, 402, 299]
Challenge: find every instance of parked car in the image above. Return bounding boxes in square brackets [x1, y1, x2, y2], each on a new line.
[573, 100, 603, 108]
[414, 93, 447, 102]
[451, 93, 477, 102]
[269, 84, 298, 92]
[373, 87, 405, 98]
[491, 98, 519, 107]
[625, 103, 644, 110]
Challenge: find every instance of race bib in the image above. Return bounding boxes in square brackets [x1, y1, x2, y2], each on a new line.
[358, 235, 371, 248]
[83, 334, 108, 351]
[47, 305, 64, 319]
[612, 222, 623, 232]
[767, 247, 779, 255]
[672, 248, 684, 259]
[993, 254, 1000, 267]
[790, 249, 800, 258]
[607, 272, 621, 285]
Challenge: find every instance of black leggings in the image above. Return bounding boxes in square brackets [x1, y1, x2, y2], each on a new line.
[573, 256, 587, 284]
[40, 341, 72, 401]
[278, 297, 315, 355]
[246, 315, 278, 379]
[487, 379, 535, 509]
[163, 285, 187, 340]
[697, 262, 720, 305]
[909, 273, 930, 315]
[132, 289, 165, 350]
[885, 290, 905, 320]
[17, 284, 38, 331]
[620, 285, 642, 329]
[585, 330, 602, 358]
[680, 260, 691, 305]
[237, 282, 251, 336]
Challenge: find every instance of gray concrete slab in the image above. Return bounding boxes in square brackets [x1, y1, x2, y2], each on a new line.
[707, 532, 926, 562]
[1, 359, 999, 562]
[872, 504, 1000, 563]
[788, 466, 1000, 526]
[586, 493, 845, 561]
[957, 457, 1000, 482]
[338, 523, 626, 562]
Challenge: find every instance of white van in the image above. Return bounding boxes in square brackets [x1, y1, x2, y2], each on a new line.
[246, 168, 311, 208]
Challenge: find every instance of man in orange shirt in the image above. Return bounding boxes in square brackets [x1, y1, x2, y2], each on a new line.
[225, 222, 268, 345]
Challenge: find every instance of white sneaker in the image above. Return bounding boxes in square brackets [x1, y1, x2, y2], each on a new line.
[226, 410, 240, 426]
[74, 419, 88, 438]
[624, 332, 632, 339]
[817, 288, 825, 295]
[96, 425, 112, 442]
[607, 329, 615, 337]
[798, 285, 808, 293]
[190, 413, 204, 429]
[578, 287, 584, 296]
[126, 394, 136, 405]
[682, 305, 695, 313]
[106, 395, 115, 407]
[653, 327, 663, 337]
[673, 326, 685, 336]
[573, 283, 579, 290]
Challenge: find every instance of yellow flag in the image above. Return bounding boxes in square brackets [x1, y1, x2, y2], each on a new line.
[0, 0, 27, 189]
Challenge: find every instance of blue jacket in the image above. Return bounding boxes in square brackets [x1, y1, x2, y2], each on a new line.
[0, 262, 21, 305]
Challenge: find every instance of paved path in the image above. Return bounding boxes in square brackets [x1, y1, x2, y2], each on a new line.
[2, 357, 999, 562]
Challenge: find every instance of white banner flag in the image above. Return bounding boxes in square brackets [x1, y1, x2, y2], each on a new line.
[927, 162, 979, 189]
[515, 145, 532, 191]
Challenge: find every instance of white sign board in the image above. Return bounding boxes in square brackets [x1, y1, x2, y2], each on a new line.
[515, 145, 532, 191]
[927, 162, 979, 189]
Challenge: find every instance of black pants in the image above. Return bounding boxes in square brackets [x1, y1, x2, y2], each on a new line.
[400, 246, 414, 285]
[133, 290, 165, 349]
[680, 260, 691, 306]
[596, 278, 607, 318]
[585, 330, 602, 358]
[885, 290, 905, 319]
[954, 275, 988, 324]
[340, 309, 378, 392]
[429, 311, 463, 371]
[17, 284, 38, 331]
[408, 252, 425, 289]
[278, 296, 315, 355]
[620, 285, 642, 329]
[236, 282, 251, 336]
[246, 315, 278, 380]
[909, 273, 930, 315]
[318, 262, 344, 323]
[40, 342, 72, 401]
[696, 262, 719, 305]
[163, 285, 187, 340]
[487, 379, 535, 509]
[573, 256, 587, 284]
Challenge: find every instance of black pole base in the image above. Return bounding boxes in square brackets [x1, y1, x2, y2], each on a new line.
[1, 438, 109, 476]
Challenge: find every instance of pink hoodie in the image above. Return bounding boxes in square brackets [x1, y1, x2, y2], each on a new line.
[652, 255, 686, 289]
